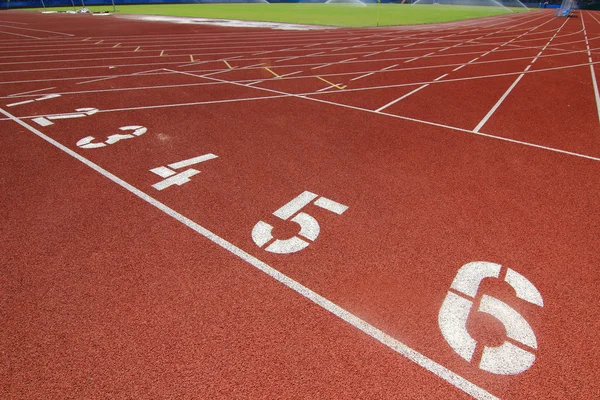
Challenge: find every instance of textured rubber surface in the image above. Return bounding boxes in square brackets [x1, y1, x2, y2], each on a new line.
[1, 9, 599, 399]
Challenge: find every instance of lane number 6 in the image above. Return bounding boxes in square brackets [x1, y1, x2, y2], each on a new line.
[439, 261, 543, 375]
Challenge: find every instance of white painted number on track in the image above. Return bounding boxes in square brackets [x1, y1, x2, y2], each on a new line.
[6, 93, 61, 108]
[252, 191, 348, 254]
[438, 261, 543, 375]
[32, 107, 98, 127]
[76, 125, 147, 149]
[150, 154, 218, 191]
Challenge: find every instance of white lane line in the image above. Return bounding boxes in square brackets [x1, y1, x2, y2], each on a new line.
[177, 55, 245, 69]
[473, 72, 528, 133]
[7, 59, 598, 115]
[452, 57, 479, 72]
[76, 76, 118, 85]
[245, 70, 302, 87]
[0, 30, 40, 39]
[280, 71, 302, 78]
[372, 22, 531, 112]
[350, 64, 399, 82]
[167, 63, 600, 164]
[8, 86, 55, 97]
[276, 55, 302, 63]
[405, 51, 435, 64]
[474, 19, 569, 133]
[0, 106, 499, 400]
[582, 12, 600, 123]
[77, 67, 168, 85]
[0, 24, 74, 37]
[6, 93, 60, 108]
[311, 57, 356, 70]
[0, 36, 581, 76]
[375, 85, 430, 113]
[0, 20, 28, 25]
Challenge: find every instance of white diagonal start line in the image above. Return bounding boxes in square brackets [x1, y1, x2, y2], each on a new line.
[474, 17, 570, 133]
[582, 11, 600, 123]
[374, 15, 558, 114]
[0, 106, 500, 400]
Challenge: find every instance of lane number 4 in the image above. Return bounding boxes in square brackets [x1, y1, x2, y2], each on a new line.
[252, 191, 348, 254]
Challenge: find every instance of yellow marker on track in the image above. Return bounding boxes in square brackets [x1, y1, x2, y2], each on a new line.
[264, 67, 280, 78]
[134, 46, 141, 52]
[95, 40, 103, 45]
[190, 55, 194, 62]
[223, 60, 233, 69]
[316, 76, 346, 90]
[160, 50, 165, 57]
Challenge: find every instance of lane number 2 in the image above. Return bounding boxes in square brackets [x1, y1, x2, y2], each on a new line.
[438, 261, 543, 375]
[252, 191, 348, 254]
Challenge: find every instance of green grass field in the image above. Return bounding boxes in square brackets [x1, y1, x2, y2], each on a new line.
[30, 4, 530, 27]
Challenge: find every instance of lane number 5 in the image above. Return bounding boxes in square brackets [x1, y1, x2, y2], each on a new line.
[252, 191, 348, 254]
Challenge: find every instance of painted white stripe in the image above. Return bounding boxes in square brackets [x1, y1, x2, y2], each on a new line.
[350, 64, 398, 82]
[280, 71, 302, 78]
[275, 55, 301, 63]
[582, 12, 600, 123]
[474, 18, 569, 133]
[0, 107, 500, 400]
[7, 57, 600, 120]
[76, 76, 118, 85]
[152, 169, 200, 190]
[168, 153, 218, 169]
[311, 57, 356, 71]
[315, 86, 333, 93]
[0, 30, 40, 39]
[150, 166, 176, 178]
[405, 51, 435, 64]
[314, 197, 348, 215]
[0, 24, 74, 37]
[8, 87, 55, 97]
[273, 191, 318, 220]
[0, 38, 587, 77]
[474, 72, 525, 133]
[6, 99, 33, 107]
[172, 70, 600, 163]
[375, 85, 429, 113]
[32, 117, 53, 127]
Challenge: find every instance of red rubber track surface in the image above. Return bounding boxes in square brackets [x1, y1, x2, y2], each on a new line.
[1, 9, 599, 399]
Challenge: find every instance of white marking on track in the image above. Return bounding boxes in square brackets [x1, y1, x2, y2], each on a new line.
[166, 69, 600, 163]
[314, 197, 348, 215]
[311, 57, 356, 70]
[375, 85, 429, 113]
[0, 30, 40, 39]
[405, 51, 435, 63]
[582, 12, 600, 123]
[0, 106, 498, 400]
[6, 93, 59, 107]
[474, 19, 569, 133]
[8, 87, 56, 97]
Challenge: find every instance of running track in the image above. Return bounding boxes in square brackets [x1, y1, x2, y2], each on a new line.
[1, 9, 599, 399]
